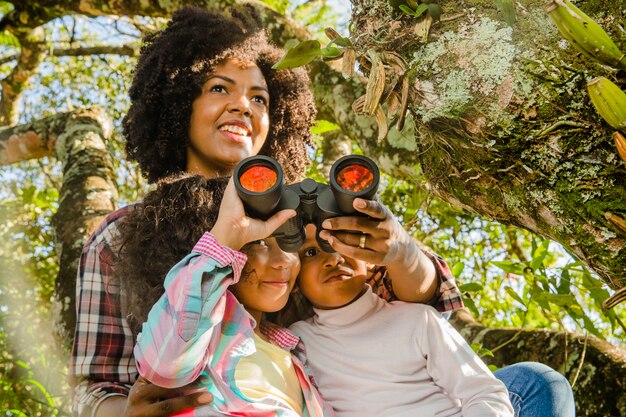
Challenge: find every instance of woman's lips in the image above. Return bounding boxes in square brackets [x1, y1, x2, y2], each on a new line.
[219, 130, 249, 143]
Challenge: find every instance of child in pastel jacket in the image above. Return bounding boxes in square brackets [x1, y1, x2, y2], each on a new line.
[289, 223, 515, 417]
[132, 176, 334, 417]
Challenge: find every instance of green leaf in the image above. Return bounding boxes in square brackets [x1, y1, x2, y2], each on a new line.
[488, 364, 501, 372]
[495, 0, 516, 26]
[426, 3, 443, 21]
[26, 378, 56, 407]
[505, 286, 526, 306]
[399, 4, 416, 16]
[0, 30, 19, 47]
[530, 240, 549, 270]
[413, 3, 429, 18]
[333, 36, 352, 47]
[462, 294, 480, 316]
[566, 303, 585, 320]
[310, 120, 340, 135]
[272, 40, 323, 69]
[540, 293, 577, 307]
[284, 38, 300, 50]
[320, 46, 342, 59]
[471, 342, 494, 358]
[582, 317, 602, 338]
[459, 282, 484, 292]
[557, 267, 571, 294]
[0, 1, 14, 17]
[451, 261, 465, 277]
[491, 260, 525, 275]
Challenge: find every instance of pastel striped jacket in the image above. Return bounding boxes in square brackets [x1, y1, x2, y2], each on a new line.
[134, 232, 334, 417]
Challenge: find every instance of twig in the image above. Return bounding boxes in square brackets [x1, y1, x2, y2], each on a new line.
[536, 120, 587, 137]
[570, 333, 588, 388]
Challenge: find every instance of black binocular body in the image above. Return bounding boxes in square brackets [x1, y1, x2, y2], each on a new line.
[233, 154, 380, 253]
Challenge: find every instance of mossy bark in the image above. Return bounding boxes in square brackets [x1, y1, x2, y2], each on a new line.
[1, 109, 117, 343]
[451, 309, 626, 416]
[319, 0, 626, 289]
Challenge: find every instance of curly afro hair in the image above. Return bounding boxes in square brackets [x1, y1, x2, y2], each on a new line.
[123, 6, 316, 184]
[116, 174, 228, 335]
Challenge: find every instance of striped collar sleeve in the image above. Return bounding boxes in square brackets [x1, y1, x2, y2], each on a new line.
[260, 321, 300, 350]
[192, 232, 248, 281]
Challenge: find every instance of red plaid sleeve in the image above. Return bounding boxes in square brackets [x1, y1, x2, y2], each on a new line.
[70, 205, 138, 415]
[367, 250, 464, 312]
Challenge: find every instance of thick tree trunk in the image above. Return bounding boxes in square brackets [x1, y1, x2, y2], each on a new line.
[450, 309, 626, 416]
[0, 108, 117, 342]
[309, 0, 626, 291]
[341, 0, 626, 289]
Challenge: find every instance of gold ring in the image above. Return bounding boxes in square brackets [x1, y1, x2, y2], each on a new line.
[359, 233, 367, 249]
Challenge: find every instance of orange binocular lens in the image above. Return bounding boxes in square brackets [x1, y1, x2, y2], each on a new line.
[336, 163, 374, 193]
[239, 165, 277, 193]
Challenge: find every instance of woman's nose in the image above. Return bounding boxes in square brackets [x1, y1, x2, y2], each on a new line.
[227, 94, 251, 116]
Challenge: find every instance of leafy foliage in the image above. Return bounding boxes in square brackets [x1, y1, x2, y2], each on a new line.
[1, 2, 625, 416]
[375, 173, 625, 344]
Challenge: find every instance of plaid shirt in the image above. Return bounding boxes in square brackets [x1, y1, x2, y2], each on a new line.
[134, 232, 333, 416]
[70, 206, 463, 416]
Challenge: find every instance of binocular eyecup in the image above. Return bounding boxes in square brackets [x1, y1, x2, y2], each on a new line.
[233, 154, 380, 253]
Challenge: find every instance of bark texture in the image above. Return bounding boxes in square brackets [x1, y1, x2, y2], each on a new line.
[1, 109, 117, 341]
[341, 0, 626, 289]
[451, 309, 626, 416]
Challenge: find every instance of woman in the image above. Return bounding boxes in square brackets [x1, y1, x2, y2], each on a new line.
[70, 6, 317, 417]
[71, 6, 445, 417]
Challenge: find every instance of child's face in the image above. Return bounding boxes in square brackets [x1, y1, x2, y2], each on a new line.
[233, 237, 300, 320]
[297, 224, 368, 309]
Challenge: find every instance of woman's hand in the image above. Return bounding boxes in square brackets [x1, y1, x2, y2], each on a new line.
[319, 198, 437, 303]
[318, 198, 415, 266]
[121, 377, 213, 417]
[210, 177, 295, 250]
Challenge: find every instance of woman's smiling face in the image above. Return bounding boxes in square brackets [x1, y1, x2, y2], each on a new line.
[186, 58, 270, 178]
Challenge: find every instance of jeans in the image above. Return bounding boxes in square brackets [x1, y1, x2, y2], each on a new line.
[494, 362, 576, 417]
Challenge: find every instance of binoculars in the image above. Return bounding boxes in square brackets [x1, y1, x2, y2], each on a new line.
[234, 154, 380, 253]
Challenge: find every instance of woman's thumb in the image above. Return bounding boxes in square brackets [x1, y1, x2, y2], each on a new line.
[265, 209, 296, 235]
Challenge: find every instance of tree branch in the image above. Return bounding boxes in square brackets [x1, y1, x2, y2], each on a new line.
[0, 27, 47, 126]
[450, 309, 626, 417]
[0, 43, 140, 66]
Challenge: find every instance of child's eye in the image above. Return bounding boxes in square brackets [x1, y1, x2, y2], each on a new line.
[302, 247, 319, 257]
[249, 239, 268, 247]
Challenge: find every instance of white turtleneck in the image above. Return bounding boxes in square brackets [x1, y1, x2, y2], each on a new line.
[289, 286, 513, 417]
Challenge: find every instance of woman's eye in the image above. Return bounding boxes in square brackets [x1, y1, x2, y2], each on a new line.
[210, 85, 227, 93]
[252, 95, 268, 105]
[302, 247, 318, 257]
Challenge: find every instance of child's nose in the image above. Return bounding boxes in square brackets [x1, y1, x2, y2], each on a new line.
[324, 251, 345, 267]
[269, 244, 297, 269]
